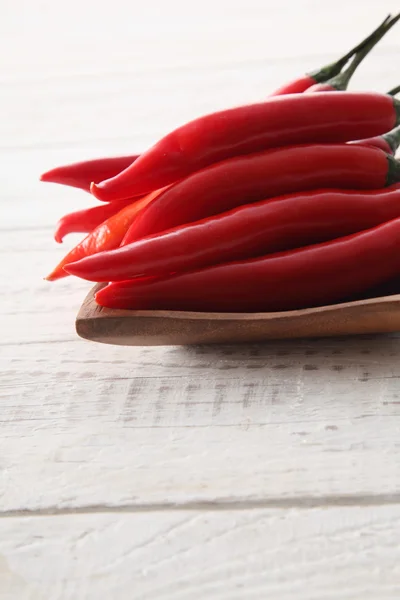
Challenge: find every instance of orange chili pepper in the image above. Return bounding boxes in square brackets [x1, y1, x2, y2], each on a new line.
[45, 190, 161, 281]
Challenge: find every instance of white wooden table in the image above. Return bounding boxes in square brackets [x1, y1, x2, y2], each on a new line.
[2, 1, 400, 597]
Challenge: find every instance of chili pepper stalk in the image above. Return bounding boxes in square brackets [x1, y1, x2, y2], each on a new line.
[306, 13, 400, 93]
[382, 125, 400, 154]
[388, 84, 400, 97]
[270, 14, 392, 95]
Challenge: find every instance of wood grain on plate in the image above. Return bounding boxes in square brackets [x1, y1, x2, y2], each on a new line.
[76, 283, 400, 345]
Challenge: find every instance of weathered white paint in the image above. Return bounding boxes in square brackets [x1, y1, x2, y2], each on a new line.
[2, 332, 400, 511]
[2, 0, 400, 597]
[1, 507, 400, 599]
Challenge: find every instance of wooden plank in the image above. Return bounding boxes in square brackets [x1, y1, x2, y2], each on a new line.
[1, 506, 400, 599]
[2, 327, 400, 510]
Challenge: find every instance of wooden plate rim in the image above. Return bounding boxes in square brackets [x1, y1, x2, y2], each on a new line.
[77, 283, 400, 323]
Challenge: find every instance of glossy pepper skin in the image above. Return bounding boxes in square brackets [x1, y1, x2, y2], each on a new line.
[122, 144, 400, 246]
[96, 218, 400, 313]
[40, 154, 139, 193]
[45, 192, 159, 281]
[53, 198, 139, 243]
[91, 92, 400, 201]
[270, 15, 392, 95]
[66, 186, 400, 283]
[351, 135, 393, 155]
[270, 76, 317, 96]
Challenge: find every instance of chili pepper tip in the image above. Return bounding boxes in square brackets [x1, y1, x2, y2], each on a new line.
[39, 171, 53, 182]
[90, 181, 101, 198]
[39, 169, 65, 184]
[94, 286, 111, 306]
[90, 180, 116, 202]
[44, 268, 69, 281]
[63, 261, 82, 277]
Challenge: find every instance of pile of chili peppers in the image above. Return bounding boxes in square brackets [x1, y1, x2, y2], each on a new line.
[42, 14, 400, 313]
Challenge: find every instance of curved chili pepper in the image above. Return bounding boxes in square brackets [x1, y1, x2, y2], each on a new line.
[306, 14, 400, 94]
[350, 125, 400, 155]
[270, 15, 392, 95]
[91, 92, 400, 202]
[40, 154, 139, 193]
[66, 185, 400, 283]
[45, 192, 160, 281]
[122, 144, 400, 246]
[53, 198, 138, 243]
[95, 218, 400, 313]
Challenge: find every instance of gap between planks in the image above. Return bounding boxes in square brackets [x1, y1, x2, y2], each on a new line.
[2, 493, 400, 518]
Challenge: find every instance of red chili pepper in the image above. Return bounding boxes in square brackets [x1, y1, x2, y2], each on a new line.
[66, 185, 400, 283]
[45, 192, 159, 281]
[306, 14, 400, 94]
[40, 154, 139, 193]
[270, 15, 392, 95]
[53, 198, 138, 243]
[95, 218, 400, 313]
[350, 125, 400, 155]
[121, 144, 400, 246]
[90, 92, 400, 202]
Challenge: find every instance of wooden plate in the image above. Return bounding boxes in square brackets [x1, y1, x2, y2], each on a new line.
[76, 282, 400, 346]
